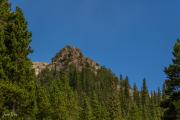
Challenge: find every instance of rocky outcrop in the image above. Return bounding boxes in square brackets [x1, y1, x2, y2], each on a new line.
[32, 62, 48, 75]
[33, 46, 101, 75]
[51, 45, 101, 72]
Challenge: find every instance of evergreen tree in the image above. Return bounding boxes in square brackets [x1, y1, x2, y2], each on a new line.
[162, 83, 166, 99]
[133, 83, 140, 107]
[36, 85, 52, 120]
[49, 73, 79, 120]
[157, 88, 161, 105]
[121, 76, 130, 118]
[141, 78, 150, 120]
[128, 103, 142, 120]
[91, 92, 101, 120]
[69, 65, 80, 90]
[108, 77, 122, 120]
[161, 39, 180, 120]
[141, 78, 148, 106]
[0, 1, 37, 119]
[80, 95, 93, 120]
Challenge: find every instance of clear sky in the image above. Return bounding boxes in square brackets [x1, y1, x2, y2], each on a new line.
[10, 0, 180, 91]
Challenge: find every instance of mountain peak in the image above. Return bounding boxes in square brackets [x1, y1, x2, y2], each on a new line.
[52, 45, 83, 64]
[33, 46, 101, 75]
[51, 45, 101, 72]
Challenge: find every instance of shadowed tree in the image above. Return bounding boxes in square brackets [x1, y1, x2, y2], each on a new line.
[161, 39, 180, 120]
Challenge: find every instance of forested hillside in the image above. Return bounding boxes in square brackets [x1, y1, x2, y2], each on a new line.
[35, 46, 163, 120]
[0, 0, 179, 120]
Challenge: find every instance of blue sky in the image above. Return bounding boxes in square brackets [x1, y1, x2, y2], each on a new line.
[10, 0, 180, 91]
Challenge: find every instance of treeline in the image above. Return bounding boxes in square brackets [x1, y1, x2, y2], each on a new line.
[0, 0, 179, 120]
[36, 65, 163, 120]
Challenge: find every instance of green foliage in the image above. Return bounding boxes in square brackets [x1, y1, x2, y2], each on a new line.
[0, 0, 36, 119]
[91, 92, 101, 120]
[141, 78, 149, 106]
[80, 95, 93, 120]
[36, 85, 52, 120]
[133, 83, 140, 107]
[0, 1, 168, 120]
[128, 103, 142, 120]
[161, 39, 180, 120]
[49, 73, 79, 120]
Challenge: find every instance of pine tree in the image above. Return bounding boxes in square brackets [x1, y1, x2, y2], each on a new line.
[49, 73, 79, 120]
[141, 78, 148, 106]
[36, 85, 52, 120]
[131, 83, 143, 120]
[157, 88, 161, 105]
[133, 83, 140, 107]
[162, 83, 166, 99]
[118, 78, 124, 118]
[0, 1, 37, 119]
[141, 78, 150, 120]
[69, 65, 80, 90]
[128, 102, 142, 120]
[62, 73, 79, 120]
[80, 95, 93, 120]
[50, 79, 68, 120]
[107, 77, 122, 120]
[91, 92, 101, 120]
[161, 39, 180, 120]
[121, 76, 130, 118]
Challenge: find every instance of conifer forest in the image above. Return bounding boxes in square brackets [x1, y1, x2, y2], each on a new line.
[0, 0, 179, 120]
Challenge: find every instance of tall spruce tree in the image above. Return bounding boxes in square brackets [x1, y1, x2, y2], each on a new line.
[49, 73, 79, 120]
[128, 102, 141, 120]
[36, 85, 52, 120]
[133, 83, 140, 107]
[161, 39, 180, 120]
[80, 95, 93, 120]
[141, 79, 148, 106]
[0, 0, 36, 119]
[50, 79, 68, 120]
[107, 76, 122, 120]
[122, 76, 130, 118]
[91, 92, 101, 120]
[141, 78, 150, 120]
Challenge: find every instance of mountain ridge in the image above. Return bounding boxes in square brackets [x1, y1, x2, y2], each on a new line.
[33, 45, 101, 75]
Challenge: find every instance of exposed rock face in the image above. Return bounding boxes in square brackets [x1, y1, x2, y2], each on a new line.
[51, 45, 101, 72]
[33, 46, 101, 75]
[32, 62, 48, 75]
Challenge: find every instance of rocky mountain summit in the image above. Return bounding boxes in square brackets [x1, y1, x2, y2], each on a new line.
[33, 46, 101, 75]
[51, 46, 101, 71]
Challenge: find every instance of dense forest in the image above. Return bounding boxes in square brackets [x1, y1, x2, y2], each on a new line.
[0, 0, 179, 120]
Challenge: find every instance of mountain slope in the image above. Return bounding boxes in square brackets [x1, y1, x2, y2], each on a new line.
[35, 45, 163, 120]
